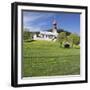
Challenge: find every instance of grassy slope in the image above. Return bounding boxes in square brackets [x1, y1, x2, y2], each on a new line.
[23, 40, 80, 77]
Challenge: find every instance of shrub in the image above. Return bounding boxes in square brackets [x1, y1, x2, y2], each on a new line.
[73, 45, 80, 49]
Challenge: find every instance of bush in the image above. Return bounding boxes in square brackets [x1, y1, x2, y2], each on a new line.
[73, 45, 80, 49]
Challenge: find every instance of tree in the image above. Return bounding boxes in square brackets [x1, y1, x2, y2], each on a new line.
[47, 28, 71, 36]
[57, 32, 67, 47]
[68, 33, 80, 47]
[23, 28, 32, 40]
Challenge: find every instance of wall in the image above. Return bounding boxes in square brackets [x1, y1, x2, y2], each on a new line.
[0, 0, 89, 90]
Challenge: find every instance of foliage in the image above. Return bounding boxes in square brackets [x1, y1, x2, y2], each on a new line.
[23, 28, 33, 40]
[57, 31, 80, 48]
[68, 34, 80, 46]
[48, 28, 71, 36]
[73, 45, 80, 49]
[57, 32, 67, 47]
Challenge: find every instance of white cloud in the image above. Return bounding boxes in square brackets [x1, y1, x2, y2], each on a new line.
[24, 15, 42, 23]
[24, 26, 41, 32]
[23, 12, 56, 24]
[23, 12, 57, 31]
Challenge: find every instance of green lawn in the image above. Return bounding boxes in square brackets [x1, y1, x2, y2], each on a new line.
[22, 40, 80, 77]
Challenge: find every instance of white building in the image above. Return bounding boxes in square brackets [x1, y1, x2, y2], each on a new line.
[30, 19, 58, 41]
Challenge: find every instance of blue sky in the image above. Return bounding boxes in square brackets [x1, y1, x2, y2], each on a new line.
[23, 11, 80, 34]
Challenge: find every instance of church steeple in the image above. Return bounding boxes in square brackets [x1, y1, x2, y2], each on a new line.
[52, 19, 57, 33]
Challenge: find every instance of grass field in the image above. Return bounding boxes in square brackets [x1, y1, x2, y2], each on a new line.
[22, 40, 80, 77]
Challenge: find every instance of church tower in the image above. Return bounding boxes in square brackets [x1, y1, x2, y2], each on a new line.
[52, 19, 57, 33]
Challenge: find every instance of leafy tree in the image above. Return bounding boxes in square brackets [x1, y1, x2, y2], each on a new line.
[65, 31, 71, 36]
[57, 32, 67, 47]
[23, 28, 32, 40]
[68, 33, 80, 47]
[47, 28, 71, 36]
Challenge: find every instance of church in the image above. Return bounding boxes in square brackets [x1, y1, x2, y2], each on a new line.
[30, 20, 58, 41]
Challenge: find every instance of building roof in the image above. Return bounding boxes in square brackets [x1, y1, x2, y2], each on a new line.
[40, 31, 58, 36]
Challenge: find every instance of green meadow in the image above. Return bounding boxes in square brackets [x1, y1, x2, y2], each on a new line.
[22, 40, 80, 77]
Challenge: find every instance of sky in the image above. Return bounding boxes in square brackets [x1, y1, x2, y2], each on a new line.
[23, 11, 80, 35]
